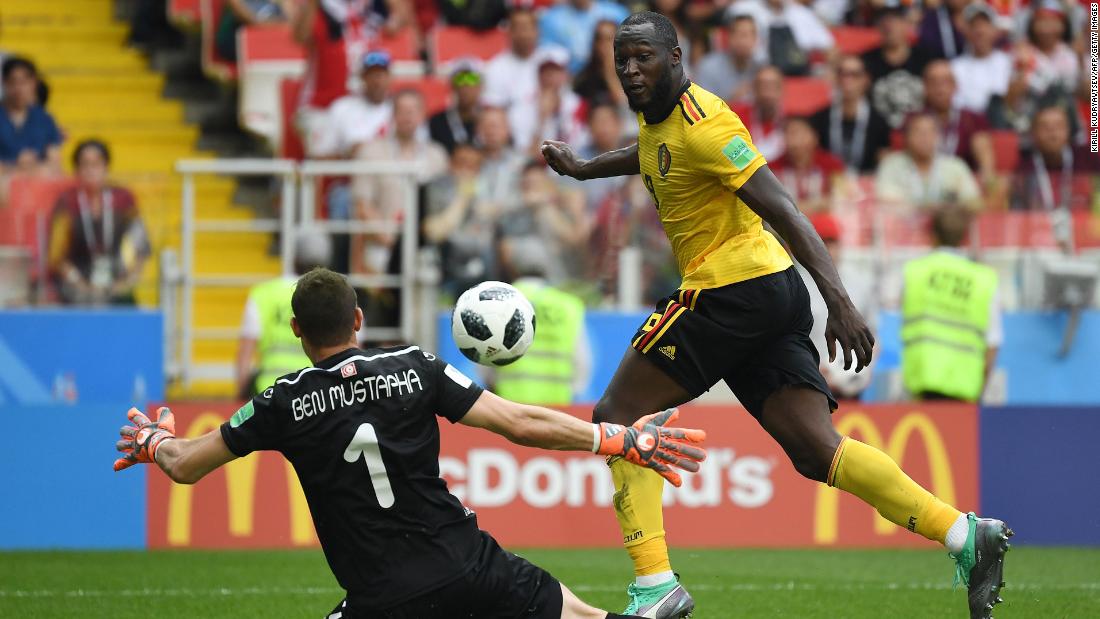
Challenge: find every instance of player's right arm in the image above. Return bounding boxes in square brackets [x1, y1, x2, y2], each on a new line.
[541, 140, 640, 180]
[113, 407, 237, 484]
[458, 391, 706, 486]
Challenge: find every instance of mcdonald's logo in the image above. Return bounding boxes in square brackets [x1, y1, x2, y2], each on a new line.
[161, 410, 317, 547]
[814, 410, 958, 545]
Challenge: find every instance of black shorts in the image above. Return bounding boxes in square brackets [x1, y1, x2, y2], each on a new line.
[329, 531, 562, 619]
[631, 266, 837, 417]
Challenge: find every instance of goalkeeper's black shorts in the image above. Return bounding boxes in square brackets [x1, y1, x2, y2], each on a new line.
[327, 531, 563, 618]
[631, 266, 837, 417]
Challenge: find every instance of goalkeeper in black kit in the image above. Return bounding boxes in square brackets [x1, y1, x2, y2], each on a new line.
[114, 268, 707, 619]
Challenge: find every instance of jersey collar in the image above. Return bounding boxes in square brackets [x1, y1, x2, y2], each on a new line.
[315, 347, 362, 369]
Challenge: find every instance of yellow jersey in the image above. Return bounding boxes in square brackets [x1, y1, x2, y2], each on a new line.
[637, 82, 792, 289]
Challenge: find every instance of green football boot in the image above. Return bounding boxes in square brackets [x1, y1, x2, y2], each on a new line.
[950, 512, 1014, 619]
[622, 575, 694, 619]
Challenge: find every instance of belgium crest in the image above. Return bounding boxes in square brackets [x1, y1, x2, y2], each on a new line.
[657, 143, 671, 176]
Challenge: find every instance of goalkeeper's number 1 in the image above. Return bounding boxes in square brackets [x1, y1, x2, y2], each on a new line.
[343, 422, 395, 508]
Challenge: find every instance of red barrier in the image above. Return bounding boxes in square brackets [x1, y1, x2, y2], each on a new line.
[147, 402, 977, 549]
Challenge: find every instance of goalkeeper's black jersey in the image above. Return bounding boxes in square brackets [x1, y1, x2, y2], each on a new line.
[220, 346, 485, 608]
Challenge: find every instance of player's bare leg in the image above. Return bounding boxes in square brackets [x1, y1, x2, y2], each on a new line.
[759, 385, 1013, 618]
[593, 348, 696, 618]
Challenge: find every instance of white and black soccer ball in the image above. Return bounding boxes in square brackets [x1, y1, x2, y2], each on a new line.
[451, 281, 536, 366]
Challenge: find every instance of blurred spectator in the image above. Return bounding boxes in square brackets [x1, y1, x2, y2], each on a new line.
[950, 3, 1011, 113]
[127, 0, 184, 51]
[588, 176, 679, 302]
[484, 8, 564, 122]
[573, 19, 627, 108]
[986, 60, 1040, 138]
[48, 140, 149, 306]
[539, 0, 629, 73]
[438, 0, 506, 30]
[727, 0, 834, 76]
[289, 0, 350, 157]
[1018, 3, 1079, 98]
[920, 60, 994, 179]
[1011, 105, 1099, 212]
[731, 65, 786, 160]
[901, 208, 1000, 403]
[566, 100, 629, 214]
[810, 55, 890, 173]
[875, 112, 982, 213]
[475, 106, 524, 207]
[917, 0, 969, 60]
[863, 7, 929, 128]
[318, 51, 394, 158]
[0, 57, 62, 175]
[796, 213, 876, 400]
[695, 14, 760, 103]
[497, 162, 588, 283]
[770, 117, 844, 213]
[351, 89, 447, 274]
[215, 0, 285, 62]
[423, 143, 496, 294]
[236, 228, 331, 399]
[510, 49, 587, 155]
[428, 59, 483, 153]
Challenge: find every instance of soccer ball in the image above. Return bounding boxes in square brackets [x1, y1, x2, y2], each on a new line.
[451, 281, 536, 366]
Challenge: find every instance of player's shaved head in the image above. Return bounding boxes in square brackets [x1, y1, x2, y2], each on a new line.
[292, 268, 358, 347]
[619, 11, 679, 51]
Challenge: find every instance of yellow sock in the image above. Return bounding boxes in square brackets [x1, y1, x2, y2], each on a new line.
[609, 457, 672, 577]
[828, 437, 962, 544]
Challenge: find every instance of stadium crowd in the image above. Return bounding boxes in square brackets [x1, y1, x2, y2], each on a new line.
[2, 0, 1097, 301]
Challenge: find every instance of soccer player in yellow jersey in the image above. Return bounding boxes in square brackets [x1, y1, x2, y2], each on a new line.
[541, 12, 1012, 619]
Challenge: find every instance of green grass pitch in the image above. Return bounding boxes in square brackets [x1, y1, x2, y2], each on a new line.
[1, 547, 1097, 618]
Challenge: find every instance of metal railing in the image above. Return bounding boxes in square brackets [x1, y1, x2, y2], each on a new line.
[167, 158, 419, 389]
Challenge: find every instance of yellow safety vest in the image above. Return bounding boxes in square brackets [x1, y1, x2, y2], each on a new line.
[250, 278, 311, 393]
[901, 251, 997, 402]
[494, 282, 584, 405]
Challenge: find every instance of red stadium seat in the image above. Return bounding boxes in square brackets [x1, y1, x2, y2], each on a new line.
[989, 130, 1020, 173]
[200, 0, 239, 81]
[430, 26, 508, 73]
[781, 77, 831, 117]
[391, 77, 451, 116]
[280, 78, 306, 160]
[832, 26, 882, 56]
[168, 0, 202, 27]
[240, 23, 305, 62]
[0, 177, 75, 286]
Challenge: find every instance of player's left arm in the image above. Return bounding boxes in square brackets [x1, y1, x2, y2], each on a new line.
[114, 407, 237, 484]
[737, 167, 875, 371]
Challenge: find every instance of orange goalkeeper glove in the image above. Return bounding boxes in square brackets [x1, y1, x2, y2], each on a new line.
[113, 407, 176, 472]
[594, 408, 706, 486]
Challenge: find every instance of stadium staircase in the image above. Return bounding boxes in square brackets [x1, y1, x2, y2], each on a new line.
[3, 0, 277, 397]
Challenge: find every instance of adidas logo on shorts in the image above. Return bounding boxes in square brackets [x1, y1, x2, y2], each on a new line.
[658, 345, 676, 360]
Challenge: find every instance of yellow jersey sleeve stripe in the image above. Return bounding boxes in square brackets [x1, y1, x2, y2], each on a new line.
[642, 306, 687, 353]
[685, 89, 707, 119]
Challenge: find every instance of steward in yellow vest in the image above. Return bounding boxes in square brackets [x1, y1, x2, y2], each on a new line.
[901, 209, 1000, 402]
[493, 278, 587, 405]
[236, 229, 333, 398]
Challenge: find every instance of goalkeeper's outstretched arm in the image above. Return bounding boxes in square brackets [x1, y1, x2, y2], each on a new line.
[113, 406, 236, 484]
[458, 391, 706, 486]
